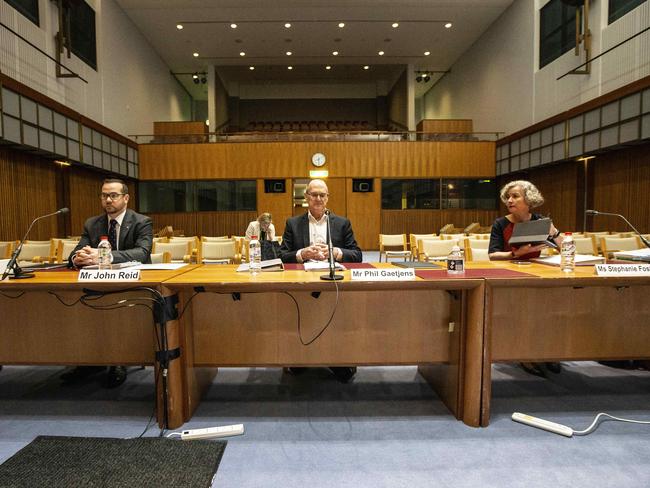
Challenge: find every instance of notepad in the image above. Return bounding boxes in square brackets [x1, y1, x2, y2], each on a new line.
[236, 258, 284, 272]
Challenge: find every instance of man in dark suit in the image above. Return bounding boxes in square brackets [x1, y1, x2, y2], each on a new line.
[65, 178, 153, 387]
[279, 179, 362, 383]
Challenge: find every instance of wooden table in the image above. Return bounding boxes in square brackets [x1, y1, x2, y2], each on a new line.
[480, 262, 650, 426]
[162, 263, 486, 427]
[0, 266, 197, 428]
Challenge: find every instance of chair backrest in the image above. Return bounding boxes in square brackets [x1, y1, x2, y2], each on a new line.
[379, 234, 407, 251]
[463, 222, 481, 234]
[17, 241, 53, 262]
[418, 239, 458, 261]
[465, 237, 490, 250]
[57, 239, 80, 263]
[466, 247, 490, 262]
[201, 239, 239, 263]
[600, 235, 643, 257]
[441, 233, 465, 243]
[439, 224, 455, 234]
[467, 233, 490, 239]
[153, 241, 192, 261]
[201, 236, 230, 242]
[572, 236, 598, 255]
[150, 251, 172, 264]
[0, 241, 16, 259]
[409, 234, 438, 260]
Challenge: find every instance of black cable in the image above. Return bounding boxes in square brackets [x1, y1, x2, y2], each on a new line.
[177, 291, 200, 320]
[0, 290, 25, 299]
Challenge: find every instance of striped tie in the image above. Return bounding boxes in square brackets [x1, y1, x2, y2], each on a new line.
[108, 219, 118, 250]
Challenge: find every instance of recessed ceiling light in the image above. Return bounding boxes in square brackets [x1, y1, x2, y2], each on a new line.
[230, 23, 238, 29]
[192, 74, 198, 80]
[392, 22, 399, 28]
[193, 52, 199, 57]
[332, 51, 339, 56]
[285, 22, 291, 28]
[325, 65, 331, 70]
[445, 22, 452, 28]
[363, 65, 369, 70]
[287, 66, 293, 70]
[176, 24, 183, 30]
[378, 51, 385, 56]
[338, 22, 345, 28]
[286, 51, 292, 56]
[239, 51, 246, 56]
[249, 66, 255, 70]
[424, 51, 430, 56]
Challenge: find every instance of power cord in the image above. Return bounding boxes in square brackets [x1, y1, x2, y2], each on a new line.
[512, 411, 650, 437]
[573, 412, 650, 436]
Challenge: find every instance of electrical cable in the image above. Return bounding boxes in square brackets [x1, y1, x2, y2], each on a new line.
[165, 432, 182, 438]
[0, 290, 26, 299]
[573, 412, 650, 436]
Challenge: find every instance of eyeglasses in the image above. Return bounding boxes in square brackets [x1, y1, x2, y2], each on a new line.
[100, 192, 126, 200]
[306, 192, 329, 199]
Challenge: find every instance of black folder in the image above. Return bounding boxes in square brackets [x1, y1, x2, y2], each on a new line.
[509, 218, 558, 249]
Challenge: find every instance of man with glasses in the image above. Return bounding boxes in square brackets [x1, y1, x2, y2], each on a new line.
[279, 179, 362, 382]
[65, 178, 153, 387]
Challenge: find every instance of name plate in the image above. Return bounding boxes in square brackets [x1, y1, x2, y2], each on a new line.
[595, 263, 650, 277]
[78, 269, 141, 282]
[351, 268, 416, 281]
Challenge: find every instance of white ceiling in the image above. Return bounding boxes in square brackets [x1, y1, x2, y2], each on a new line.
[116, 0, 514, 100]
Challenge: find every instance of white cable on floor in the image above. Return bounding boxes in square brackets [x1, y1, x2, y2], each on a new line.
[512, 411, 650, 437]
[165, 432, 182, 438]
[573, 412, 650, 436]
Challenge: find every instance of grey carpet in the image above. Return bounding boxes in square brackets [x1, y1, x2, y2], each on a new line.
[0, 436, 226, 488]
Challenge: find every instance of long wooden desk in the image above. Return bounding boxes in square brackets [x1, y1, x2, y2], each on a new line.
[161, 263, 486, 427]
[480, 262, 650, 426]
[0, 267, 197, 428]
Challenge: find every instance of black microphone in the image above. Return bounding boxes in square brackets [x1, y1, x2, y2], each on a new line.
[320, 209, 343, 281]
[586, 209, 650, 248]
[2, 208, 69, 281]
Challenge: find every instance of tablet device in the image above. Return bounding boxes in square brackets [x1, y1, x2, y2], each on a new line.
[509, 218, 558, 249]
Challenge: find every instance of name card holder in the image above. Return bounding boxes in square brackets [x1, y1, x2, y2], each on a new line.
[595, 263, 650, 277]
[78, 269, 141, 282]
[351, 268, 416, 281]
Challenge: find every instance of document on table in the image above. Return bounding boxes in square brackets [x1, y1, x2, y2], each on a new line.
[132, 263, 188, 270]
[303, 261, 346, 271]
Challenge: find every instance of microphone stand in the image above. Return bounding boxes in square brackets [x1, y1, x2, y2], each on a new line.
[586, 210, 650, 248]
[2, 208, 69, 281]
[320, 210, 343, 281]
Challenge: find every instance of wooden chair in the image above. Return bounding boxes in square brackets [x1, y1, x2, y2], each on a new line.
[150, 251, 172, 264]
[152, 241, 193, 263]
[201, 236, 230, 242]
[440, 234, 465, 245]
[573, 235, 598, 256]
[463, 222, 481, 234]
[17, 240, 55, 265]
[200, 239, 240, 264]
[439, 224, 455, 234]
[418, 238, 458, 262]
[585, 231, 612, 253]
[378, 234, 410, 262]
[409, 234, 438, 260]
[600, 235, 643, 258]
[0, 241, 16, 259]
[169, 236, 199, 261]
[466, 247, 490, 262]
[56, 239, 81, 263]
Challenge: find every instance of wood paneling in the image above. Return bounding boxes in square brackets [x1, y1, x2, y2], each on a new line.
[256, 180, 292, 237]
[153, 122, 208, 136]
[0, 147, 59, 240]
[346, 178, 381, 250]
[146, 211, 257, 237]
[139, 141, 496, 180]
[417, 119, 473, 133]
[381, 209, 499, 237]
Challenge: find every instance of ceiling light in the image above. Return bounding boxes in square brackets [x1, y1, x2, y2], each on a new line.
[332, 51, 339, 56]
[193, 52, 199, 57]
[54, 159, 70, 166]
[363, 65, 369, 70]
[445, 22, 452, 28]
[424, 51, 431, 56]
[338, 22, 345, 28]
[192, 73, 200, 84]
[325, 65, 331, 70]
[392, 22, 399, 28]
[230, 23, 238, 29]
[285, 22, 291, 28]
[423, 74, 430, 82]
[239, 51, 246, 56]
[176, 24, 183, 30]
[286, 51, 292, 56]
[249, 66, 255, 70]
[287, 66, 293, 70]
[378, 51, 384, 56]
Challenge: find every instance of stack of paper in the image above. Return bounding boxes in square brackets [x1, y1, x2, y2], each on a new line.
[531, 254, 605, 266]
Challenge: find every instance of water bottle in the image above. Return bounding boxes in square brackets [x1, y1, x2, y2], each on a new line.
[560, 232, 575, 272]
[97, 236, 113, 270]
[447, 245, 465, 275]
[249, 235, 261, 275]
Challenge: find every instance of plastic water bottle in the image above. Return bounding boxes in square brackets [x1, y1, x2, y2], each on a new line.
[447, 245, 465, 275]
[560, 232, 575, 272]
[249, 235, 261, 275]
[97, 236, 113, 270]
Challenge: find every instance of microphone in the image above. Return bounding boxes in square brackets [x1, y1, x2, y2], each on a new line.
[1, 208, 69, 281]
[320, 209, 343, 281]
[586, 209, 650, 248]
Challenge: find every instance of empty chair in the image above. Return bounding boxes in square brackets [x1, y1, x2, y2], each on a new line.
[410, 234, 439, 260]
[201, 236, 230, 242]
[600, 235, 643, 258]
[439, 224, 455, 234]
[572, 235, 598, 256]
[418, 239, 458, 262]
[0, 241, 16, 259]
[56, 239, 81, 263]
[463, 223, 481, 234]
[153, 240, 193, 263]
[464, 237, 490, 262]
[200, 239, 240, 264]
[150, 251, 172, 264]
[440, 233, 465, 244]
[17, 240, 54, 265]
[378, 234, 410, 262]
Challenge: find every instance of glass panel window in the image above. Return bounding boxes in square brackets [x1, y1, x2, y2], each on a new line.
[68, 0, 97, 69]
[4, 0, 39, 25]
[539, 0, 577, 69]
[609, 0, 647, 23]
[139, 180, 256, 213]
[381, 179, 440, 210]
[442, 179, 497, 210]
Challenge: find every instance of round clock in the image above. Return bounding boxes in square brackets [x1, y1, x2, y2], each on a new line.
[311, 152, 326, 167]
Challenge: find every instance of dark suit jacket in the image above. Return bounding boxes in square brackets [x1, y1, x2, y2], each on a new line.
[68, 208, 153, 266]
[279, 212, 362, 263]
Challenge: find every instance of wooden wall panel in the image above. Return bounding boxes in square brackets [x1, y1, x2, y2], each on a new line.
[153, 122, 207, 136]
[256, 180, 292, 237]
[0, 147, 59, 240]
[146, 211, 257, 238]
[346, 178, 381, 250]
[139, 141, 496, 180]
[417, 119, 473, 133]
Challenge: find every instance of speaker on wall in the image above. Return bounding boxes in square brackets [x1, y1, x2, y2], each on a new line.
[352, 179, 373, 192]
[264, 179, 286, 193]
